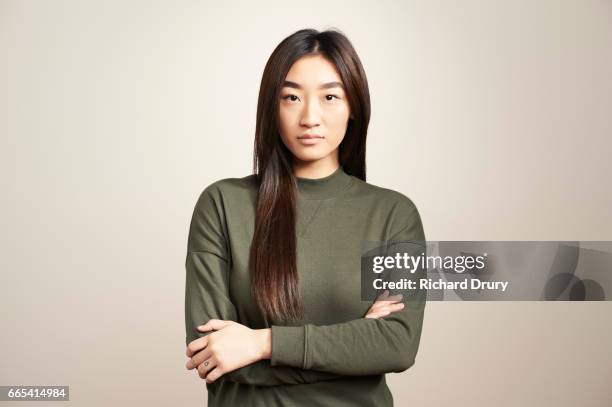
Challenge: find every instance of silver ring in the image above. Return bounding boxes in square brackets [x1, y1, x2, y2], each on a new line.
[204, 361, 209, 367]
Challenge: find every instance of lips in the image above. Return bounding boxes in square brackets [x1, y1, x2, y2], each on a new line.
[297, 134, 325, 146]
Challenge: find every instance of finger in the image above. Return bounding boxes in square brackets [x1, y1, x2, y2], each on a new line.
[372, 300, 405, 312]
[376, 310, 391, 318]
[365, 310, 390, 319]
[368, 298, 403, 314]
[186, 335, 209, 358]
[370, 300, 392, 310]
[373, 302, 405, 315]
[366, 305, 389, 317]
[206, 367, 223, 384]
[366, 302, 405, 319]
[365, 303, 383, 316]
[197, 357, 216, 380]
[375, 289, 390, 301]
[373, 293, 403, 306]
[186, 346, 212, 370]
[197, 319, 232, 332]
[389, 302, 405, 312]
[366, 303, 384, 314]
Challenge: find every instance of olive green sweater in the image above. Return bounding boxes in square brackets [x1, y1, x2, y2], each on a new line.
[185, 165, 426, 406]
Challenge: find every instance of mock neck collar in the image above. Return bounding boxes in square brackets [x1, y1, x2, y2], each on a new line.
[295, 165, 354, 200]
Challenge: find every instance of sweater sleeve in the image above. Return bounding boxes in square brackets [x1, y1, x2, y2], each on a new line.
[270, 196, 427, 375]
[185, 184, 343, 386]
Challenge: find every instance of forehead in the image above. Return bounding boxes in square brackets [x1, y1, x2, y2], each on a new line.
[284, 54, 343, 87]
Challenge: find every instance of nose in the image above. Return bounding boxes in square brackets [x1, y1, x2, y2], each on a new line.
[299, 97, 321, 128]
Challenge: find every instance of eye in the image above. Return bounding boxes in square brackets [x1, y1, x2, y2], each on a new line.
[282, 94, 300, 102]
[325, 94, 340, 101]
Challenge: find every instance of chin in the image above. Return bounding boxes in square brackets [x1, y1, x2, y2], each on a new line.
[290, 148, 331, 163]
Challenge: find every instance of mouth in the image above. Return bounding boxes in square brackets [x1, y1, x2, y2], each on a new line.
[297, 134, 325, 145]
[298, 134, 324, 139]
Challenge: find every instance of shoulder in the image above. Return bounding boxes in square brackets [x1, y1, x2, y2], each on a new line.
[195, 174, 258, 202]
[189, 174, 258, 223]
[348, 177, 425, 240]
[348, 176, 420, 215]
[202, 173, 257, 194]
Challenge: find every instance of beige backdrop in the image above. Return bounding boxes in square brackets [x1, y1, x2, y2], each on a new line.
[1, 0, 611, 406]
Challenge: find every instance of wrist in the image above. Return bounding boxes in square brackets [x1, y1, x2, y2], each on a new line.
[256, 328, 272, 360]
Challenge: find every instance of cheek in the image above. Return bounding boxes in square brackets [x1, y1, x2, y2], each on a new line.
[326, 105, 351, 134]
[278, 108, 298, 148]
[278, 106, 297, 130]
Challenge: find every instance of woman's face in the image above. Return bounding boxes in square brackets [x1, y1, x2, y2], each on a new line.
[278, 54, 352, 165]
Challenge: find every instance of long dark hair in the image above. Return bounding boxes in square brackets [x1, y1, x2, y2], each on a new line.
[250, 28, 371, 322]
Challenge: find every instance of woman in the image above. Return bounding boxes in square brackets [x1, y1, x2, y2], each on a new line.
[184, 28, 426, 406]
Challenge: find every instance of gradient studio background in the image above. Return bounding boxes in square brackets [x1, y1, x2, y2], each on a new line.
[1, 1, 611, 406]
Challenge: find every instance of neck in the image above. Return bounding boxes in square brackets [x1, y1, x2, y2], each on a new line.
[292, 155, 340, 179]
[295, 165, 353, 200]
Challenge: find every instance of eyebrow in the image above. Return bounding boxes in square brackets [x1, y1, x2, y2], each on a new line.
[282, 80, 345, 90]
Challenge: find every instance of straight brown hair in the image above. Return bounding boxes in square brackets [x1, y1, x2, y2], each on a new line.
[250, 28, 371, 322]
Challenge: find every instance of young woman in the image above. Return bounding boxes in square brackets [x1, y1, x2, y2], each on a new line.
[184, 28, 426, 406]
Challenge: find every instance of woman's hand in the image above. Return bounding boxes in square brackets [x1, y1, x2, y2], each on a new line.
[185, 320, 271, 384]
[364, 289, 404, 319]
[186, 290, 402, 383]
